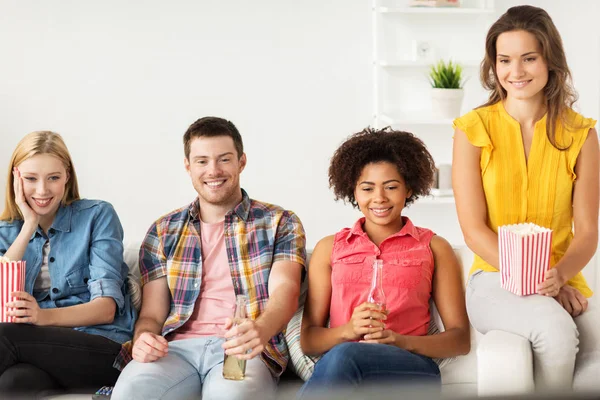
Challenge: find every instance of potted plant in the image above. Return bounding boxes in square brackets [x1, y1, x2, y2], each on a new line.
[428, 59, 465, 119]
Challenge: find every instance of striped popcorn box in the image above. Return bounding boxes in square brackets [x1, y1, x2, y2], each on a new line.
[0, 261, 26, 323]
[498, 224, 552, 296]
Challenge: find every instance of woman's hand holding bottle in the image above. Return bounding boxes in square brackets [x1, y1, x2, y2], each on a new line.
[342, 302, 387, 341]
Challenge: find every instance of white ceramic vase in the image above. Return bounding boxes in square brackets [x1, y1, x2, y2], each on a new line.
[431, 88, 464, 119]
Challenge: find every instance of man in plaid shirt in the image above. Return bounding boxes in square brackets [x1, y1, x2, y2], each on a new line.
[113, 117, 306, 400]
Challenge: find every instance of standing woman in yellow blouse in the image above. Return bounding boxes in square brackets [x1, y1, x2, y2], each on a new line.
[453, 5, 599, 393]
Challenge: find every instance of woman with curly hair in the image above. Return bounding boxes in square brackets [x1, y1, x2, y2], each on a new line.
[453, 5, 599, 392]
[298, 127, 470, 398]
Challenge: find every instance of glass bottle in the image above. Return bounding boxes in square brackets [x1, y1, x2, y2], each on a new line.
[223, 294, 248, 380]
[367, 259, 386, 311]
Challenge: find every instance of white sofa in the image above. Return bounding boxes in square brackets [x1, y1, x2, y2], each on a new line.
[46, 242, 599, 399]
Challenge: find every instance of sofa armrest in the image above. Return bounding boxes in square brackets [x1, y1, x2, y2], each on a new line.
[477, 330, 535, 396]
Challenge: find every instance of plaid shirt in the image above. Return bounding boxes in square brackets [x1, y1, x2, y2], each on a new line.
[114, 190, 306, 375]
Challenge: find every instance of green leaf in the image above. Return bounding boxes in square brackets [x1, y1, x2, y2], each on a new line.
[428, 59, 464, 88]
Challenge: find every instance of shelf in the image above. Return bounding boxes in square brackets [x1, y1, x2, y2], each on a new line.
[416, 195, 455, 205]
[378, 6, 495, 14]
[379, 113, 454, 126]
[377, 60, 481, 68]
[430, 188, 453, 197]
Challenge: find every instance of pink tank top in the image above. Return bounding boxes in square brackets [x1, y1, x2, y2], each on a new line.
[329, 217, 435, 336]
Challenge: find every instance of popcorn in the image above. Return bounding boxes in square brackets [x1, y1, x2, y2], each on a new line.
[0, 256, 10, 263]
[498, 223, 553, 296]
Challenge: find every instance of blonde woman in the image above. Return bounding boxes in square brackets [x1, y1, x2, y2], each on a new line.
[0, 131, 136, 396]
[453, 5, 599, 392]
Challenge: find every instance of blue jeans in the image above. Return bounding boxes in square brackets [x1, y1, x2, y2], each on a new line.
[298, 342, 440, 399]
[112, 337, 277, 400]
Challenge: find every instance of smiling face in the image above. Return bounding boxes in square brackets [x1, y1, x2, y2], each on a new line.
[184, 135, 246, 211]
[495, 29, 549, 103]
[354, 162, 411, 234]
[17, 153, 69, 228]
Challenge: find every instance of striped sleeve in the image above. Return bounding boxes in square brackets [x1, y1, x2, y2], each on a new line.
[273, 210, 307, 268]
[139, 222, 167, 285]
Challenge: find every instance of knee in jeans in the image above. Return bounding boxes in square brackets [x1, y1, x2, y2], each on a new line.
[316, 343, 363, 375]
[203, 387, 255, 400]
[112, 364, 151, 398]
[326, 343, 362, 363]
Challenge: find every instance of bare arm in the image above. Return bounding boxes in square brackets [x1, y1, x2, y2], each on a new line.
[452, 128, 500, 268]
[223, 259, 303, 360]
[300, 236, 347, 355]
[134, 277, 171, 343]
[390, 236, 471, 358]
[9, 293, 117, 326]
[255, 260, 303, 341]
[551, 129, 599, 284]
[130, 277, 171, 363]
[45, 297, 117, 326]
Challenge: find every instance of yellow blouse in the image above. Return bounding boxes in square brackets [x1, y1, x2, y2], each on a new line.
[453, 101, 597, 297]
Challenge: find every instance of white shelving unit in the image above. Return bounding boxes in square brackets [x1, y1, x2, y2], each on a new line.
[372, 0, 496, 203]
[418, 196, 456, 205]
[378, 59, 482, 68]
[379, 112, 453, 126]
[378, 6, 495, 14]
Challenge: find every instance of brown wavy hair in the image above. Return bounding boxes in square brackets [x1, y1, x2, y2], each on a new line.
[328, 127, 435, 207]
[479, 5, 578, 149]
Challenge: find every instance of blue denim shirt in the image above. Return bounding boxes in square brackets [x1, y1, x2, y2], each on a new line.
[0, 199, 136, 344]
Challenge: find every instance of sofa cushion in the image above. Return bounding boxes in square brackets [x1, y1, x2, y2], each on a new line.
[123, 241, 142, 312]
[285, 304, 322, 381]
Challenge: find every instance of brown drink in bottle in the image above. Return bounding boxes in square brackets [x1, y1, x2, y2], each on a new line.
[223, 294, 248, 380]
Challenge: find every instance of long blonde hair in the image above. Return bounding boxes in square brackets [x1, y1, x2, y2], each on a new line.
[1, 131, 80, 222]
[479, 5, 578, 149]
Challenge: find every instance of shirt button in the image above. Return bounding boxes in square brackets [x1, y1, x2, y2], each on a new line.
[52, 288, 59, 294]
[194, 282, 199, 287]
[49, 257, 55, 263]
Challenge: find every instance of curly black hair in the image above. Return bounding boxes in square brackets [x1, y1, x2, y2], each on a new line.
[328, 127, 436, 207]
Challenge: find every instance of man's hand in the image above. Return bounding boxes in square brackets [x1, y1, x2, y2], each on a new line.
[132, 332, 169, 363]
[554, 285, 588, 317]
[222, 318, 269, 360]
[537, 268, 566, 297]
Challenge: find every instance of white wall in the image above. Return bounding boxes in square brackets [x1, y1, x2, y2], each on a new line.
[0, 0, 372, 247]
[0, 0, 598, 268]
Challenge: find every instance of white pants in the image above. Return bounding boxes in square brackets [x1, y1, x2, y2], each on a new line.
[466, 271, 600, 393]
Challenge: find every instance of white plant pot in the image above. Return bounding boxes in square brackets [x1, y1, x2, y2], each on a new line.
[431, 88, 464, 119]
